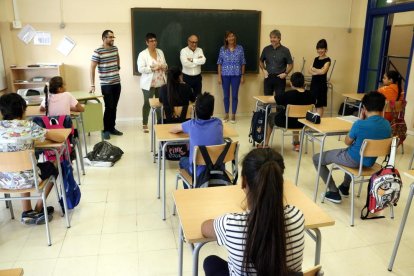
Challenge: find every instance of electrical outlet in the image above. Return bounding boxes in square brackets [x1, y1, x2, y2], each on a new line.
[12, 20, 22, 29]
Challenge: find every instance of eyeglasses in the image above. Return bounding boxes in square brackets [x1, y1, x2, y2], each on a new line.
[188, 40, 198, 44]
[148, 39, 157, 42]
[106, 36, 115, 39]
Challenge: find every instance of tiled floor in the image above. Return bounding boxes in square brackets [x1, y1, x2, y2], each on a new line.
[1, 116, 414, 275]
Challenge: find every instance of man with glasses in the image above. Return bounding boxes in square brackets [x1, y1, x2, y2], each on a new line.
[90, 29, 123, 140]
[180, 34, 206, 98]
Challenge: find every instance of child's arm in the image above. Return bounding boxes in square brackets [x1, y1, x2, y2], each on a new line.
[344, 135, 354, 146]
[71, 103, 85, 112]
[169, 124, 183, 134]
[40, 106, 46, 112]
[201, 219, 217, 239]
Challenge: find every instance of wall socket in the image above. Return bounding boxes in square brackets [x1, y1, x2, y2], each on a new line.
[12, 20, 22, 29]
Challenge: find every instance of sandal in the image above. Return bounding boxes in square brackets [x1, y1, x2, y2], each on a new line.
[143, 125, 149, 133]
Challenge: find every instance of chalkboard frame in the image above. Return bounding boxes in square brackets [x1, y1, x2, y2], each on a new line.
[131, 8, 261, 75]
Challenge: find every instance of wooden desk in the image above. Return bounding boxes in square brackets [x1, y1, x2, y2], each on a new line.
[149, 98, 163, 161]
[173, 181, 335, 276]
[71, 91, 103, 102]
[342, 93, 365, 117]
[295, 117, 354, 201]
[35, 128, 72, 228]
[253, 95, 276, 145]
[388, 170, 414, 271]
[0, 268, 23, 276]
[154, 123, 238, 220]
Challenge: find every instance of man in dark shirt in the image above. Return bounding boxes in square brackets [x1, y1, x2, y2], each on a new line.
[259, 30, 293, 96]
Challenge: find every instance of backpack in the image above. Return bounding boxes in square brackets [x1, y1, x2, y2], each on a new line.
[249, 110, 267, 145]
[59, 159, 81, 212]
[389, 101, 407, 147]
[86, 141, 124, 165]
[361, 138, 402, 219]
[195, 142, 238, 188]
[33, 115, 75, 161]
[164, 142, 190, 161]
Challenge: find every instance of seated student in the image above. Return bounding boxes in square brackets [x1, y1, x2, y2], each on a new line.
[264, 72, 316, 151]
[377, 70, 404, 121]
[170, 92, 223, 177]
[313, 91, 392, 203]
[159, 66, 196, 124]
[40, 76, 85, 116]
[0, 93, 66, 225]
[201, 148, 305, 275]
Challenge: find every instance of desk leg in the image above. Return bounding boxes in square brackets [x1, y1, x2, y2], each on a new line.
[313, 135, 327, 202]
[295, 126, 306, 186]
[53, 148, 70, 228]
[162, 142, 169, 220]
[79, 113, 88, 155]
[157, 141, 161, 199]
[151, 107, 155, 155]
[388, 183, 414, 271]
[306, 228, 322, 265]
[192, 242, 207, 276]
[178, 225, 184, 276]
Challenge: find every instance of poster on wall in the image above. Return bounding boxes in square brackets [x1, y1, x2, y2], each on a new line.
[57, 36, 76, 56]
[34, 32, 52, 45]
[17, 25, 36, 44]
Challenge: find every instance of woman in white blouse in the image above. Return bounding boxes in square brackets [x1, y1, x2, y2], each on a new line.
[137, 33, 167, 133]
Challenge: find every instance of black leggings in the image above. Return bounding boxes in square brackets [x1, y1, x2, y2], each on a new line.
[203, 255, 229, 276]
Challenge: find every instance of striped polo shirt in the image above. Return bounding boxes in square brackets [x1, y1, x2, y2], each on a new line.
[214, 205, 305, 275]
[91, 45, 120, 85]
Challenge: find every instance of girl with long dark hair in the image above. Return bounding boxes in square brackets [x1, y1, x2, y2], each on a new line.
[201, 148, 305, 276]
[378, 70, 403, 101]
[159, 66, 195, 123]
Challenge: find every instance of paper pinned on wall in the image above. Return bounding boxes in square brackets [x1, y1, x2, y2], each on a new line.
[57, 36, 76, 56]
[34, 32, 52, 45]
[18, 24, 36, 44]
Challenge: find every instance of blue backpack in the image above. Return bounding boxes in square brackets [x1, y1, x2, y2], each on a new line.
[59, 159, 81, 211]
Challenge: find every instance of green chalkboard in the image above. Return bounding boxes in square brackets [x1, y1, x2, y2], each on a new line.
[131, 8, 261, 75]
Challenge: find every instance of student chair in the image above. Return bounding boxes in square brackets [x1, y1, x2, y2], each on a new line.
[269, 104, 314, 156]
[303, 264, 324, 276]
[322, 137, 396, 226]
[172, 141, 239, 216]
[0, 150, 57, 246]
[383, 100, 406, 154]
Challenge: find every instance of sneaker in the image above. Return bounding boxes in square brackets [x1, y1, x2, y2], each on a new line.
[230, 115, 236, 124]
[39, 206, 55, 215]
[338, 184, 350, 198]
[110, 129, 123, 136]
[223, 114, 229, 123]
[21, 210, 53, 225]
[293, 144, 300, 152]
[143, 125, 149, 133]
[323, 191, 342, 204]
[103, 131, 110, 140]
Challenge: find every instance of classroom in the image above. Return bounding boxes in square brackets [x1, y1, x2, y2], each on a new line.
[0, 0, 414, 275]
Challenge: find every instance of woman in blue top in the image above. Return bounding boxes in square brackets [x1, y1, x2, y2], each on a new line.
[217, 31, 246, 124]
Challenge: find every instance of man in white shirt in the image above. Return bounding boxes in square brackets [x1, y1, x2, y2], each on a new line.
[180, 34, 206, 98]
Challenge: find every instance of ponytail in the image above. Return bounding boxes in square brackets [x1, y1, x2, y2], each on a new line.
[396, 74, 402, 101]
[44, 84, 49, 116]
[166, 67, 182, 109]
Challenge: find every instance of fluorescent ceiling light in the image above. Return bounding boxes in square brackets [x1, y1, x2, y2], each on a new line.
[386, 0, 393, 3]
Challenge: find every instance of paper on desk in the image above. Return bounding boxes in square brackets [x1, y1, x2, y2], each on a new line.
[337, 115, 359, 123]
[57, 36, 76, 56]
[18, 25, 36, 44]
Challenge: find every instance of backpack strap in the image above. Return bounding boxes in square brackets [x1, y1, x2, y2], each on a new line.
[198, 145, 214, 168]
[215, 142, 231, 167]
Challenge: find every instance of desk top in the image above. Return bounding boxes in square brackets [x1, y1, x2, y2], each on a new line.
[173, 180, 335, 243]
[71, 91, 103, 102]
[154, 123, 238, 142]
[0, 268, 24, 276]
[149, 98, 162, 108]
[34, 128, 71, 148]
[25, 106, 81, 118]
[404, 170, 414, 180]
[253, 95, 276, 104]
[298, 117, 352, 134]
[342, 93, 365, 101]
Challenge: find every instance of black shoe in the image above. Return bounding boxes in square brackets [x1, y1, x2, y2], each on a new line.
[21, 210, 53, 225]
[323, 191, 342, 204]
[39, 206, 55, 215]
[110, 129, 123, 136]
[338, 184, 350, 198]
[103, 131, 110, 140]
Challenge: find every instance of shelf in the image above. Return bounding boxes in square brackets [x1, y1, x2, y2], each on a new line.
[10, 64, 64, 92]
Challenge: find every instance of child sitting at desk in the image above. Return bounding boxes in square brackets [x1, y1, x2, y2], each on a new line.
[40, 76, 85, 116]
[377, 70, 404, 122]
[159, 66, 196, 124]
[313, 91, 391, 204]
[170, 92, 223, 177]
[0, 93, 66, 225]
[201, 148, 305, 275]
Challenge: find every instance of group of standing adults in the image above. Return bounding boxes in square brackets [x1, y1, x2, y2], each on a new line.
[89, 29, 331, 136]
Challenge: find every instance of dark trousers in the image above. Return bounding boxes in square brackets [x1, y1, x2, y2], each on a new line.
[101, 83, 121, 132]
[264, 74, 286, 97]
[183, 74, 202, 98]
[203, 255, 229, 276]
[221, 75, 241, 114]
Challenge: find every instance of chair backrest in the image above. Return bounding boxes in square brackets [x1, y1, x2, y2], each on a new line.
[303, 264, 323, 276]
[193, 141, 239, 166]
[286, 104, 314, 118]
[360, 137, 394, 158]
[383, 100, 405, 114]
[0, 150, 36, 172]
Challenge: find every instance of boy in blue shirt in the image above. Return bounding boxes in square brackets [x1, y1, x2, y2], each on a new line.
[170, 92, 223, 177]
[313, 91, 391, 203]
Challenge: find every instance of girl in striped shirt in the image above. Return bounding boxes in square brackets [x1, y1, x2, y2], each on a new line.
[202, 148, 305, 276]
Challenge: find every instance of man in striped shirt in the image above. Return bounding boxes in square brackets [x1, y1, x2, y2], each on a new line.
[90, 30, 123, 140]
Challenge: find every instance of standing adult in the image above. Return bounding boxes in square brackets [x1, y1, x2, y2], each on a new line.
[217, 31, 246, 124]
[259, 29, 293, 97]
[90, 30, 123, 140]
[180, 34, 206, 98]
[309, 39, 331, 117]
[137, 33, 168, 133]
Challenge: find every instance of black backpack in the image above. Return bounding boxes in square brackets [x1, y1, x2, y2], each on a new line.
[86, 141, 124, 164]
[195, 142, 238, 188]
[248, 110, 267, 145]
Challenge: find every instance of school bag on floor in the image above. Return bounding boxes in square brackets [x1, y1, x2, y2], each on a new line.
[248, 110, 267, 145]
[361, 138, 402, 219]
[59, 159, 81, 212]
[195, 142, 237, 188]
[85, 141, 124, 166]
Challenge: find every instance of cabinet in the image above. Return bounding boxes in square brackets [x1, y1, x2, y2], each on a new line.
[10, 64, 64, 92]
